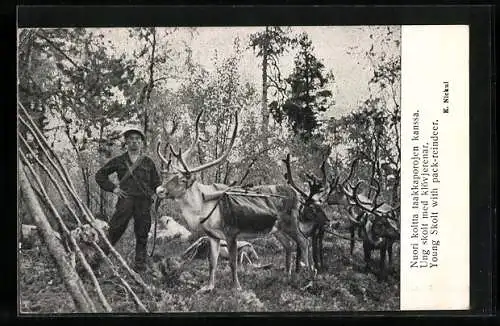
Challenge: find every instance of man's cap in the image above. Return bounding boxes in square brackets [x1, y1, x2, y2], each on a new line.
[121, 127, 146, 141]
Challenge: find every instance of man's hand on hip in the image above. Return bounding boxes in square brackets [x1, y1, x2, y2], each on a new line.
[113, 186, 127, 199]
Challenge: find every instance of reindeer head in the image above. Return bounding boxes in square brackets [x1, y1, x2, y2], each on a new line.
[351, 180, 400, 240]
[325, 158, 360, 206]
[301, 203, 329, 225]
[156, 111, 238, 199]
[282, 153, 329, 225]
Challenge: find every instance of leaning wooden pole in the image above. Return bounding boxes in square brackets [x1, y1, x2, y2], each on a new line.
[19, 164, 96, 313]
[19, 151, 112, 312]
[19, 106, 151, 294]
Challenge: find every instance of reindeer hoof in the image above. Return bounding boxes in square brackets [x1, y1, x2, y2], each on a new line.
[301, 281, 313, 291]
[196, 285, 214, 294]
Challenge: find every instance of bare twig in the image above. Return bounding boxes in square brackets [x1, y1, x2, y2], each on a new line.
[238, 147, 271, 185]
[35, 31, 91, 72]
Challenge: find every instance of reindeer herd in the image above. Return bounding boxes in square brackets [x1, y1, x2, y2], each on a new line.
[154, 110, 400, 293]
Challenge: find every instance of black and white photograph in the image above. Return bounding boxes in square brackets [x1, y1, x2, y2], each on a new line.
[17, 25, 403, 313]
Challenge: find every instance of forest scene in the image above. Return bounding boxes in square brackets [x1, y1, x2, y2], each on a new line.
[18, 26, 401, 313]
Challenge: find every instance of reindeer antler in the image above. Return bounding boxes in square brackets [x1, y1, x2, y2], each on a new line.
[157, 141, 171, 171]
[339, 158, 360, 197]
[282, 153, 309, 200]
[168, 111, 238, 175]
[188, 111, 238, 174]
[181, 109, 204, 162]
[369, 178, 381, 206]
[169, 144, 191, 174]
[352, 180, 385, 218]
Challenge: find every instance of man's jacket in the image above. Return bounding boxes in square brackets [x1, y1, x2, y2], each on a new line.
[95, 152, 161, 198]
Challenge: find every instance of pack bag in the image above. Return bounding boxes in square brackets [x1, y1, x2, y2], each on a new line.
[218, 188, 283, 233]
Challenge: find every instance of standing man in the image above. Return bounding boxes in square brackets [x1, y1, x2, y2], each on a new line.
[95, 127, 161, 272]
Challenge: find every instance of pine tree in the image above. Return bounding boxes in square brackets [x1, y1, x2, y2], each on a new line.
[249, 27, 297, 134]
[277, 33, 334, 140]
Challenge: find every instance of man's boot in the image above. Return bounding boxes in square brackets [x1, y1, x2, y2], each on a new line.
[134, 241, 148, 272]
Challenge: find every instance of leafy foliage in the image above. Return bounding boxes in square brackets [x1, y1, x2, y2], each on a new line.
[325, 26, 401, 205]
[272, 33, 335, 141]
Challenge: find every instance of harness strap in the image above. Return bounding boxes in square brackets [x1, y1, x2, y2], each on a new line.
[199, 198, 222, 225]
[202, 227, 223, 240]
[199, 186, 239, 225]
[120, 155, 144, 184]
[124, 158, 154, 198]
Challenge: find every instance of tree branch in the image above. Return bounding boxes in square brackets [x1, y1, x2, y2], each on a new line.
[238, 147, 271, 185]
[35, 31, 90, 72]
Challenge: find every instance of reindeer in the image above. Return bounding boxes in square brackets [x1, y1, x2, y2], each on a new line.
[323, 158, 399, 280]
[350, 180, 400, 280]
[281, 153, 329, 272]
[155, 110, 314, 292]
[324, 158, 368, 255]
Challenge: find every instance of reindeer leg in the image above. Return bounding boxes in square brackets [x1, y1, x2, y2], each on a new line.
[198, 235, 220, 293]
[227, 234, 242, 291]
[349, 224, 356, 256]
[318, 227, 325, 271]
[379, 242, 387, 281]
[295, 243, 302, 273]
[289, 228, 315, 277]
[387, 240, 393, 270]
[274, 232, 293, 276]
[311, 231, 318, 272]
[363, 240, 372, 273]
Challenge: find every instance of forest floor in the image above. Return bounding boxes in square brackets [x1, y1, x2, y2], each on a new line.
[19, 217, 400, 313]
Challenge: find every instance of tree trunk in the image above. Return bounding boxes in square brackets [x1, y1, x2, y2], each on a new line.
[19, 165, 96, 313]
[392, 169, 400, 206]
[143, 28, 157, 141]
[261, 26, 269, 135]
[63, 124, 90, 206]
[98, 123, 105, 216]
[214, 122, 220, 183]
[368, 140, 378, 199]
[222, 161, 231, 184]
[84, 167, 91, 208]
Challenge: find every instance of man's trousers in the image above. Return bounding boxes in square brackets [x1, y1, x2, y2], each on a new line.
[107, 196, 152, 269]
